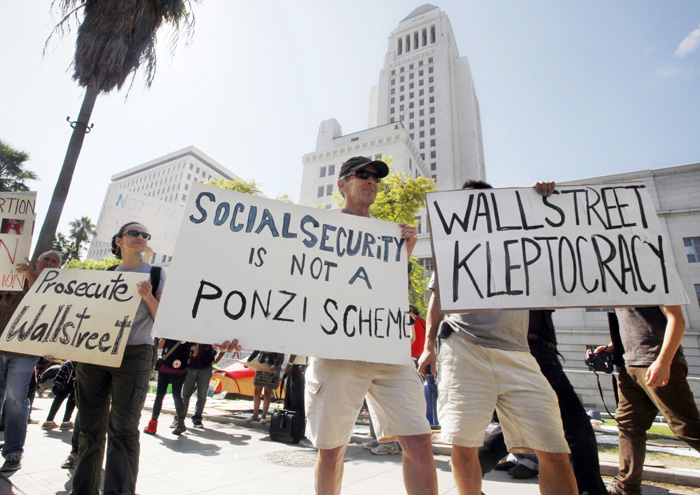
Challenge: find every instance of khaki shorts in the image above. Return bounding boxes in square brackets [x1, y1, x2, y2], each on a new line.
[438, 335, 570, 454]
[305, 358, 431, 449]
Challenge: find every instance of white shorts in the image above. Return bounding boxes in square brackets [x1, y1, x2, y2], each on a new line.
[305, 358, 432, 449]
[438, 335, 570, 454]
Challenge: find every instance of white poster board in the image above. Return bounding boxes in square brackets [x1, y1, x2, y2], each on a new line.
[93, 189, 183, 256]
[154, 183, 413, 365]
[0, 192, 36, 291]
[426, 184, 690, 312]
[0, 269, 146, 366]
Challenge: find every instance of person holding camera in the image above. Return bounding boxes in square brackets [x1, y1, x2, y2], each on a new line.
[594, 305, 700, 495]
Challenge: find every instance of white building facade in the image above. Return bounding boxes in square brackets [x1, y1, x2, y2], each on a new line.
[87, 146, 241, 262]
[555, 163, 700, 407]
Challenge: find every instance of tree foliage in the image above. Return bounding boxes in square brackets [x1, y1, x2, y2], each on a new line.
[64, 257, 120, 270]
[0, 140, 38, 192]
[69, 216, 96, 257]
[206, 177, 261, 196]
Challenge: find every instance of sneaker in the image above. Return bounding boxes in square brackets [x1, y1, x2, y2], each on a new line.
[27, 418, 38, 425]
[494, 460, 516, 471]
[192, 420, 204, 429]
[59, 421, 74, 430]
[0, 454, 22, 473]
[172, 423, 186, 436]
[507, 463, 539, 479]
[144, 420, 158, 435]
[61, 452, 77, 469]
[170, 418, 178, 428]
[41, 421, 58, 430]
[245, 415, 258, 423]
[260, 418, 267, 424]
[362, 439, 380, 450]
[371, 442, 401, 455]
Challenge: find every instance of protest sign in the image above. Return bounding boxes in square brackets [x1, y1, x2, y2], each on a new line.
[153, 183, 413, 365]
[93, 188, 183, 256]
[426, 184, 689, 312]
[0, 192, 36, 291]
[0, 269, 147, 366]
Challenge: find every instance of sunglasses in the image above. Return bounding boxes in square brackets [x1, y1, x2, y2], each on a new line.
[122, 230, 151, 241]
[343, 170, 381, 183]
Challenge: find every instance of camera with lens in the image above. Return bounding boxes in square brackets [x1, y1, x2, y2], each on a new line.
[585, 346, 614, 374]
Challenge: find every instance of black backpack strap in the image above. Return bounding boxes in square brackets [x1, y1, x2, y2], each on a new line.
[149, 266, 162, 298]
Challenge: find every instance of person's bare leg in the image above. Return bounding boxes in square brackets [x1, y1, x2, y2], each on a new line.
[251, 386, 262, 420]
[451, 445, 482, 495]
[261, 388, 272, 420]
[397, 434, 438, 495]
[536, 450, 578, 495]
[316, 445, 346, 495]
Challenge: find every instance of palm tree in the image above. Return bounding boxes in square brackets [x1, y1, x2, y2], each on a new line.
[69, 216, 96, 258]
[32, 0, 196, 260]
[0, 140, 39, 192]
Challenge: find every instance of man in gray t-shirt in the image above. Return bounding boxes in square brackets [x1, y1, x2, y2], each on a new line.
[418, 179, 577, 495]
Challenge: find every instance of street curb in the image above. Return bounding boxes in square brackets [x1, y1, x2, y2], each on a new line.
[148, 404, 700, 488]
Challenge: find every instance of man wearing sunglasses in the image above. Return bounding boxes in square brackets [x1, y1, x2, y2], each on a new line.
[305, 156, 438, 495]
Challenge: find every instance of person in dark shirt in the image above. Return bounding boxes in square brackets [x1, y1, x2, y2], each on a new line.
[178, 344, 224, 429]
[595, 306, 700, 495]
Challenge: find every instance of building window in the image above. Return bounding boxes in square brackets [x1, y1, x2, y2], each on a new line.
[400, 76, 405, 83]
[420, 109, 425, 116]
[410, 133, 414, 139]
[419, 70, 424, 77]
[420, 131, 425, 138]
[326, 185, 333, 196]
[400, 85, 405, 91]
[317, 187, 324, 198]
[400, 95, 405, 101]
[431, 174, 436, 180]
[320, 166, 326, 178]
[409, 63, 414, 70]
[184, 183, 189, 190]
[415, 216, 422, 233]
[351, 137, 359, 142]
[420, 120, 425, 127]
[391, 79, 395, 86]
[422, 28, 428, 47]
[391, 97, 395, 104]
[685, 237, 700, 262]
[430, 128, 436, 135]
[329, 164, 335, 175]
[400, 105, 405, 111]
[431, 139, 436, 147]
[430, 117, 436, 124]
[400, 67, 405, 73]
[398, 39, 402, 55]
[409, 123, 415, 129]
[419, 79, 424, 86]
[419, 99, 424, 106]
[429, 66, 434, 73]
[410, 82, 414, 89]
[409, 73, 414, 80]
[420, 142, 425, 149]
[409, 92, 414, 99]
[431, 151, 436, 159]
[391, 70, 395, 76]
[418, 257, 434, 274]
[182, 194, 186, 201]
[421, 153, 426, 160]
[187, 173, 191, 180]
[430, 96, 435, 103]
[429, 86, 434, 93]
[431, 162, 436, 171]
[428, 57, 434, 64]
[696, 284, 700, 308]
[189, 164, 193, 170]
[391, 88, 395, 95]
[430, 26, 436, 44]
[409, 112, 414, 119]
[390, 117, 395, 123]
[390, 107, 395, 114]
[429, 76, 434, 83]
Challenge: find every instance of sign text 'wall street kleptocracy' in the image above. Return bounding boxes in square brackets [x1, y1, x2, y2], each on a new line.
[426, 184, 689, 312]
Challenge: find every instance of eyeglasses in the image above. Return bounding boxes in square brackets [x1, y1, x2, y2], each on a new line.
[122, 230, 151, 241]
[342, 170, 381, 183]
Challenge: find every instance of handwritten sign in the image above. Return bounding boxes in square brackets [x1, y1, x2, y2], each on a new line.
[0, 269, 146, 366]
[426, 184, 689, 312]
[153, 183, 412, 365]
[0, 192, 36, 291]
[93, 188, 183, 256]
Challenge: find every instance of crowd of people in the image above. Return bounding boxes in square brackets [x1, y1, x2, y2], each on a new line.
[0, 156, 698, 495]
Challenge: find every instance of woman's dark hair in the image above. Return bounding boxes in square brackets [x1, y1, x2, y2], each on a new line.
[409, 304, 420, 318]
[111, 222, 146, 260]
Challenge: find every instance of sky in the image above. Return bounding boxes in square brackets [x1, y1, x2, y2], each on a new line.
[1, 1, 699, 245]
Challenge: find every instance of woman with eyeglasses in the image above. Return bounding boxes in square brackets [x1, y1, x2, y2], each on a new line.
[71, 222, 165, 495]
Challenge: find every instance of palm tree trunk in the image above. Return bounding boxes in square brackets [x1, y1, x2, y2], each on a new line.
[33, 85, 99, 260]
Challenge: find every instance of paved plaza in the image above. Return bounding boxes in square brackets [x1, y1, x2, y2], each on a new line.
[0, 395, 688, 494]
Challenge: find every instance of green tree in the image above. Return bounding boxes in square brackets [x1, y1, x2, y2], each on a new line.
[206, 177, 262, 195]
[51, 232, 76, 264]
[274, 193, 295, 203]
[33, 0, 197, 261]
[68, 216, 96, 258]
[65, 257, 120, 270]
[0, 140, 38, 192]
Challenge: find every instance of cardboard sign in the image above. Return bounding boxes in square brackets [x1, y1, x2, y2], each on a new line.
[0, 192, 36, 291]
[153, 183, 413, 365]
[93, 189, 183, 256]
[0, 269, 147, 366]
[426, 184, 690, 312]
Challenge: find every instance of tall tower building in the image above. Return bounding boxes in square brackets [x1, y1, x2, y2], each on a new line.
[370, 4, 486, 189]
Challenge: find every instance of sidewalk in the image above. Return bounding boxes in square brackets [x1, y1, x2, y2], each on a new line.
[0, 394, 696, 494]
